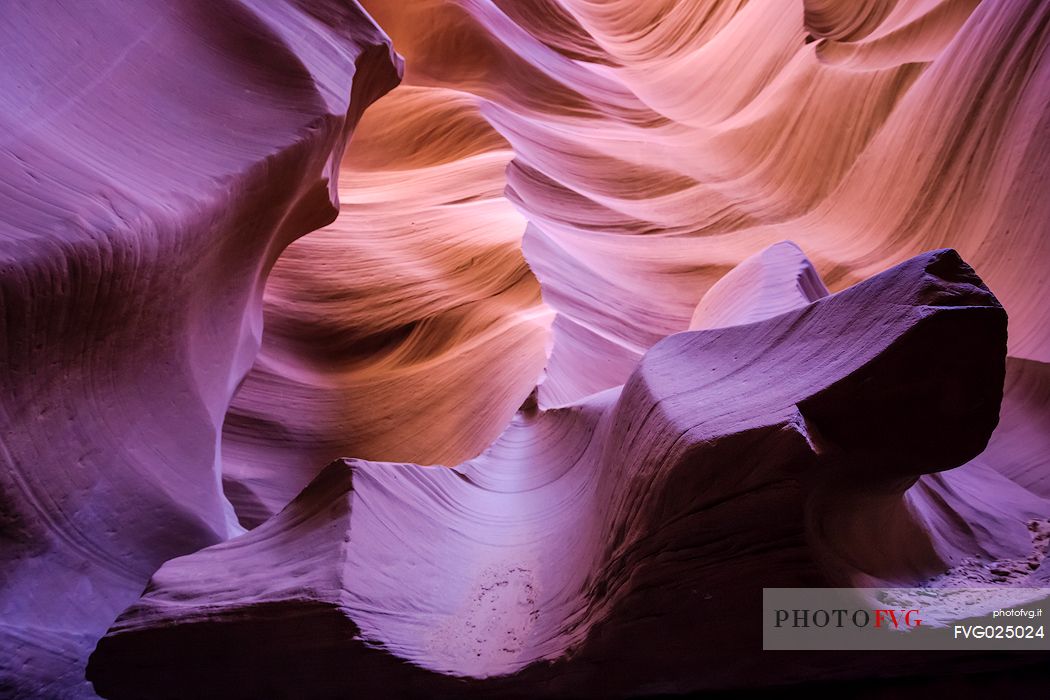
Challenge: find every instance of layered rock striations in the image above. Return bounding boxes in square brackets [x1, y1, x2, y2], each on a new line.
[352, 0, 1050, 406]
[1, 0, 1048, 698]
[221, 85, 552, 527]
[219, 0, 1050, 533]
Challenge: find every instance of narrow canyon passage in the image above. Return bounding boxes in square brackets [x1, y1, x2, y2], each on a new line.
[1, 1, 1048, 698]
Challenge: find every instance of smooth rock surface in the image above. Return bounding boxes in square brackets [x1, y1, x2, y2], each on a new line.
[0, 2, 400, 696]
[2, 1, 1048, 697]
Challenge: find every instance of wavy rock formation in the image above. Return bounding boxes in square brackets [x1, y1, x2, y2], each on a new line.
[88, 249, 1041, 698]
[219, 0, 1050, 515]
[2, 0, 1049, 697]
[221, 85, 552, 527]
[0, 2, 399, 697]
[346, 0, 1050, 409]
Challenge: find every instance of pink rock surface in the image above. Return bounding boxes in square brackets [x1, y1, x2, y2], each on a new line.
[353, 0, 1050, 407]
[688, 240, 829, 330]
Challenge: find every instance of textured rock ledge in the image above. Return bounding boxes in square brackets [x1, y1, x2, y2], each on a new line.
[88, 249, 1043, 698]
[0, 2, 400, 697]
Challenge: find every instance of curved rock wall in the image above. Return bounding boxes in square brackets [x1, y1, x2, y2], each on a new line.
[1, 0, 1048, 697]
[0, 2, 399, 696]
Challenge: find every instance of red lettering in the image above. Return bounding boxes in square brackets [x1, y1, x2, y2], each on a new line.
[874, 609, 900, 629]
